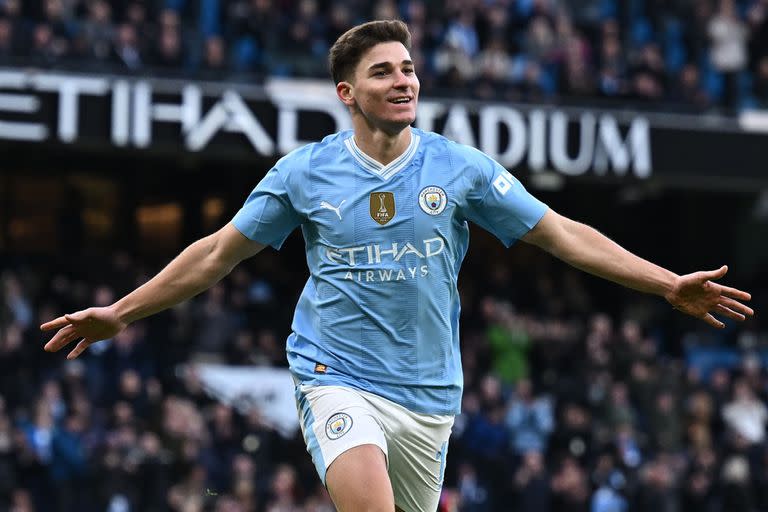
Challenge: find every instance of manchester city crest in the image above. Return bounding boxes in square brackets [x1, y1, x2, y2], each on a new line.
[418, 186, 447, 216]
[325, 412, 353, 440]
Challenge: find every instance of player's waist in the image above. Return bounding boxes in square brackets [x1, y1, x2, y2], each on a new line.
[287, 349, 462, 415]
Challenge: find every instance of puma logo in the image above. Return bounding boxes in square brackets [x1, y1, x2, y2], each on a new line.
[320, 200, 346, 220]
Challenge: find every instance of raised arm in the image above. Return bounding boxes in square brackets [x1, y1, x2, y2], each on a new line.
[522, 209, 753, 328]
[41, 223, 266, 359]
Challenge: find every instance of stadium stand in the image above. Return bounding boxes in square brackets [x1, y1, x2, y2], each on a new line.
[0, 0, 767, 110]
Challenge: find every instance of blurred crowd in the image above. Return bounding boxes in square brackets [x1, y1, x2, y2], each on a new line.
[1, 242, 767, 512]
[2, 0, 768, 111]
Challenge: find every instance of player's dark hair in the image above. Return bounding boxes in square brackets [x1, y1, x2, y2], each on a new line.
[329, 20, 412, 84]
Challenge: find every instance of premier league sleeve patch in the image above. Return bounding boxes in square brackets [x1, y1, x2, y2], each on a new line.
[326, 412, 354, 440]
[418, 186, 447, 216]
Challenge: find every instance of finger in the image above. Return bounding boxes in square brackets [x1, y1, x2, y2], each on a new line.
[45, 334, 80, 353]
[67, 339, 93, 360]
[704, 265, 728, 280]
[716, 285, 752, 302]
[54, 330, 85, 352]
[702, 313, 725, 329]
[715, 304, 745, 322]
[40, 316, 72, 331]
[43, 325, 79, 352]
[65, 311, 89, 323]
[719, 296, 754, 317]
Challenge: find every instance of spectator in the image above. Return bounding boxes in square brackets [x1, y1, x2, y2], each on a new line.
[433, 35, 475, 94]
[512, 450, 551, 512]
[325, 1, 353, 49]
[549, 402, 593, 464]
[443, 9, 480, 58]
[682, 467, 718, 512]
[474, 36, 513, 100]
[506, 378, 554, 457]
[525, 16, 558, 65]
[0, 0, 20, 19]
[670, 63, 712, 110]
[629, 43, 667, 102]
[49, 413, 88, 511]
[79, 0, 114, 61]
[635, 457, 680, 512]
[550, 456, 590, 512]
[455, 462, 491, 512]
[201, 34, 226, 74]
[41, 0, 75, 56]
[477, 3, 514, 52]
[591, 469, 628, 512]
[720, 455, 755, 511]
[277, 2, 328, 77]
[2, 272, 33, 330]
[481, 298, 530, 385]
[0, 17, 14, 58]
[601, 382, 637, 431]
[151, 9, 185, 69]
[266, 464, 301, 512]
[559, 32, 596, 97]
[167, 462, 207, 511]
[597, 28, 628, 98]
[747, 0, 768, 72]
[372, 0, 398, 21]
[112, 22, 142, 70]
[708, 0, 749, 109]
[649, 390, 684, 453]
[192, 283, 241, 357]
[753, 55, 768, 106]
[722, 377, 768, 446]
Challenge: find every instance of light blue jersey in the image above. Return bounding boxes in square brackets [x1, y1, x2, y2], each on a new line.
[232, 128, 548, 415]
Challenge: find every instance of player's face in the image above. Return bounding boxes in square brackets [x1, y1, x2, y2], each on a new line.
[346, 41, 420, 133]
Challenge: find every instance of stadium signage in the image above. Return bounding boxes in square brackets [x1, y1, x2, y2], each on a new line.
[1, 69, 653, 178]
[417, 104, 651, 178]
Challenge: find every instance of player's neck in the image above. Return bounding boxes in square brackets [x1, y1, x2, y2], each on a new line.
[352, 127, 412, 167]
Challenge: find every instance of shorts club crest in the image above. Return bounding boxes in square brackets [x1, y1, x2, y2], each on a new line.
[326, 412, 353, 440]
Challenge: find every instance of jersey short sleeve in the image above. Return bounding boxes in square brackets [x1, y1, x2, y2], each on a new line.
[231, 160, 303, 250]
[461, 147, 548, 247]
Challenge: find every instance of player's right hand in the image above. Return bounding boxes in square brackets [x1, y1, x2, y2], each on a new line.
[41, 307, 127, 359]
[665, 265, 753, 328]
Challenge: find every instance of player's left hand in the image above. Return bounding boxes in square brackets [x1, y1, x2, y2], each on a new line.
[665, 265, 753, 328]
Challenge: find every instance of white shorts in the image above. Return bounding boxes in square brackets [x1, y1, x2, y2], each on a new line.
[295, 384, 454, 512]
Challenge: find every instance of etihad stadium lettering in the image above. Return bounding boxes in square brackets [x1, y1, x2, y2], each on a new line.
[0, 69, 655, 179]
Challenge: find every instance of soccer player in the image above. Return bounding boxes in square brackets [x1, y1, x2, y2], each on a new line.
[42, 20, 753, 512]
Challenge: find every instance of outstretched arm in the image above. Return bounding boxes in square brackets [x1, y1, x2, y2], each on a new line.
[41, 223, 266, 359]
[522, 210, 753, 328]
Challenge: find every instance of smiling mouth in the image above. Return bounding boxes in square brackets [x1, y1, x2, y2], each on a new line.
[388, 97, 412, 104]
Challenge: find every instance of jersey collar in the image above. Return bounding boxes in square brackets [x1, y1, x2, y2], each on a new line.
[344, 132, 420, 180]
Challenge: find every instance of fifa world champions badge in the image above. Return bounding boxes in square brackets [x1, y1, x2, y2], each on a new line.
[370, 192, 396, 225]
[419, 186, 447, 216]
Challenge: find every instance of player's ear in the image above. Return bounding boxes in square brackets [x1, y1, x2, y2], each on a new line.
[336, 81, 355, 106]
